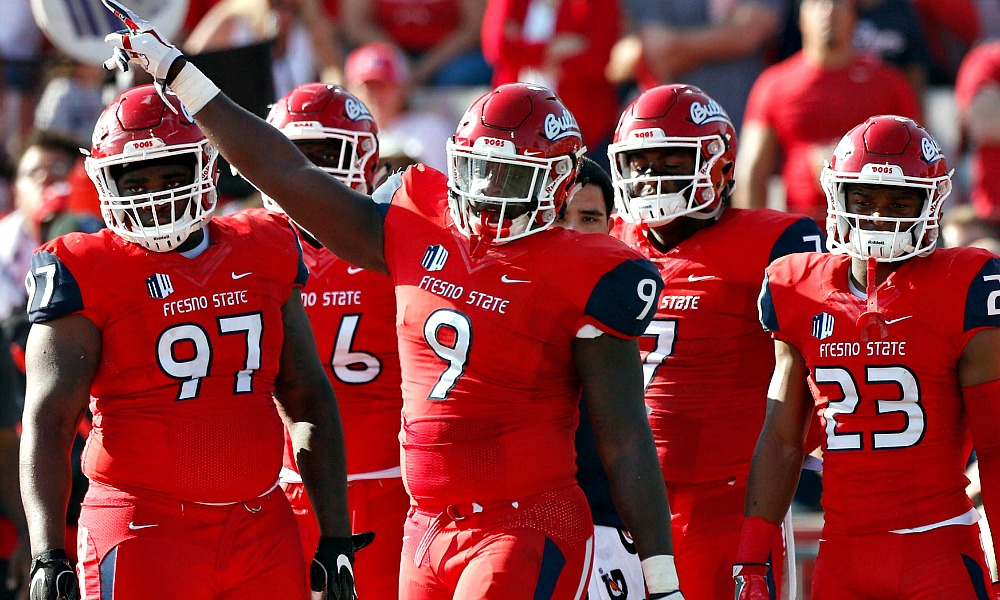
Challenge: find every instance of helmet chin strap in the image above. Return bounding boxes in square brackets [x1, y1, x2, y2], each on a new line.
[857, 256, 888, 341]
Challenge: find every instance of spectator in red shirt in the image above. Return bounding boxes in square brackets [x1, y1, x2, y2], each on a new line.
[734, 0, 920, 222]
[909, 0, 981, 84]
[341, 0, 491, 86]
[955, 41, 1000, 225]
[481, 0, 620, 166]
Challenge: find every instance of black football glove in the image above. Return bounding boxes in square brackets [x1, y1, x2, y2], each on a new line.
[28, 549, 79, 600]
[310, 532, 375, 600]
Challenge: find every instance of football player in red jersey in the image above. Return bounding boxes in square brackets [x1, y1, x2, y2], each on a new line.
[607, 83, 824, 600]
[19, 85, 359, 600]
[99, 2, 684, 598]
[261, 82, 408, 599]
[735, 115, 1000, 599]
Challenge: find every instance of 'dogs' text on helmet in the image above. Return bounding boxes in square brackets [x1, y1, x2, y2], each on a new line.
[446, 83, 583, 244]
[608, 84, 736, 225]
[822, 115, 953, 262]
[86, 85, 218, 252]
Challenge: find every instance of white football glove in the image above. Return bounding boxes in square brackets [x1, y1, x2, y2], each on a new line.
[101, 0, 183, 82]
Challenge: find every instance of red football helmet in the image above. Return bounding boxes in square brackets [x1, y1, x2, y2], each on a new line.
[608, 84, 736, 225]
[86, 84, 218, 252]
[266, 83, 380, 194]
[446, 83, 583, 243]
[822, 115, 953, 262]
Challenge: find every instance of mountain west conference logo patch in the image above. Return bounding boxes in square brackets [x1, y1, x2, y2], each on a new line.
[421, 245, 448, 271]
[812, 312, 835, 340]
[146, 273, 174, 299]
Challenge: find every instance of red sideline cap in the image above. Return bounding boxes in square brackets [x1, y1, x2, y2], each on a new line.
[345, 42, 411, 86]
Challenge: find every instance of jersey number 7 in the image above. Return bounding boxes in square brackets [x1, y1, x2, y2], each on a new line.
[640, 319, 678, 391]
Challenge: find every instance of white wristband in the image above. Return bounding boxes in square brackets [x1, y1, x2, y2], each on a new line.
[169, 62, 221, 115]
[641, 555, 680, 594]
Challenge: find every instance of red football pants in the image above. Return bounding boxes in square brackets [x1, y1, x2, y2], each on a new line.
[77, 481, 307, 600]
[283, 477, 409, 598]
[399, 485, 594, 600]
[667, 477, 785, 600]
[811, 524, 992, 599]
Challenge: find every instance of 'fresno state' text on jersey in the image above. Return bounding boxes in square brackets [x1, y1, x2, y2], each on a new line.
[26, 212, 308, 503]
[377, 165, 663, 507]
[615, 208, 823, 483]
[760, 249, 1000, 534]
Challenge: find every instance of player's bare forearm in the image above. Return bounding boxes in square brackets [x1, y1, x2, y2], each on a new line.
[176, 69, 387, 274]
[601, 422, 673, 557]
[21, 317, 99, 555]
[283, 404, 351, 538]
[744, 415, 806, 524]
[746, 341, 813, 522]
[576, 335, 673, 557]
[274, 293, 351, 537]
[19, 428, 76, 556]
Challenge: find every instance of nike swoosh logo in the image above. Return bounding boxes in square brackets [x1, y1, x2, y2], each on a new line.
[231, 272, 252, 280]
[337, 554, 354, 579]
[128, 521, 159, 530]
[347, 266, 364, 274]
[885, 315, 913, 325]
[687, 274, 716, 282]
[501, 275, 531, 284]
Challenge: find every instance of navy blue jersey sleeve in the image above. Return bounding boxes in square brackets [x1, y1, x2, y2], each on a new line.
[291, 231, 308, 287]
[758, 271, 779, 332]
[585, 258, 664, 338]
[371, 172, 403, 220]
[26, 250, 84, 324]
[769, 216, 826, 263]
[964, 257, 1000, 331]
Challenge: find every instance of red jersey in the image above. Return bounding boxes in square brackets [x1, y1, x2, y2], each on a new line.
[955, 41, 1000, 223]
[743, 52, 920, 217]
[376, 166, 663, 508]
[26, 212, 307, 502]
[614, 208, 824, 483]
[374, 0, 460, 52]
[760, 249, 1000, 534]
[267, 213, 402, 476]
